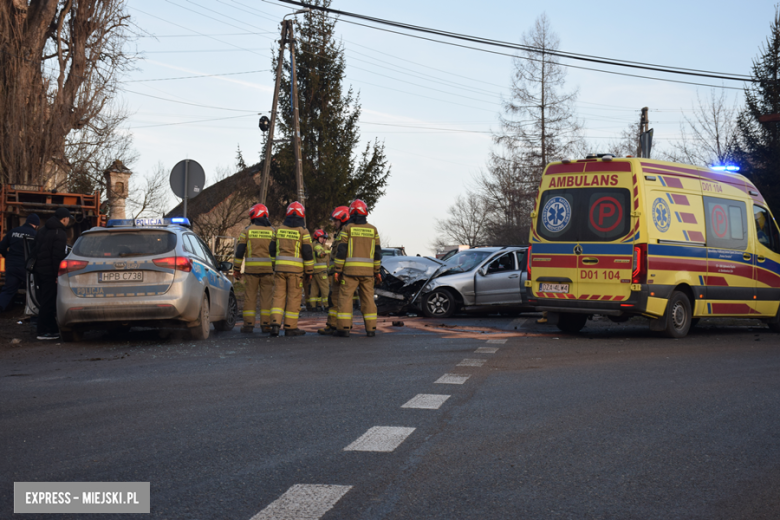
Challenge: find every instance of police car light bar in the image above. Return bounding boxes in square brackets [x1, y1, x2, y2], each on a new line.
[106, 218, 191, 228]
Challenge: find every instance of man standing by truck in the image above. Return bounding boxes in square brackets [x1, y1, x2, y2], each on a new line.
[0, 214, 39, 312]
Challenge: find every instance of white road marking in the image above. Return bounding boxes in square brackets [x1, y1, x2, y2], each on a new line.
[344, 426, 416, 452]
[475, 347, 498, 354]
[487, 339, 507, 344]
[435, 373, 471, 385]
[250, 484, 352, 520]
[401, 394, 451, 409]
[457, 358, 486, 367]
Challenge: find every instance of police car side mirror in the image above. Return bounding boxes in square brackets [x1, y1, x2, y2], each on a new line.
[219, 261, 233, 273]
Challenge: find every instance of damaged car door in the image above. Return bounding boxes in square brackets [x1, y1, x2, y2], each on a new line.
[475, 251, 523, 305]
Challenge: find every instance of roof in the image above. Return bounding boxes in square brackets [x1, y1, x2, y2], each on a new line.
[165, 165, 261, 219]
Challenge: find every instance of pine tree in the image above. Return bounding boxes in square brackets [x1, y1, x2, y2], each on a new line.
[269, 0, 390, 228]
[236, 144, 247, 170]
[735, 8, 780, 218]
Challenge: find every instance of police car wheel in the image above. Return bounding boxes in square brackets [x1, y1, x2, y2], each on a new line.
[215, 292, 238, 332]
[664, 291, 692, 339]
[422, 288, 456, 319]
[190, 293, 211, 340]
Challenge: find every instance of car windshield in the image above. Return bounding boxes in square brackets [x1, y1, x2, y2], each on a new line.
[74, 231, 177, 258]
[443, 250, 493, 273]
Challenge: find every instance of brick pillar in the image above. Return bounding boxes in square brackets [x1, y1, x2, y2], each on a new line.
[103, 160, 133, 220]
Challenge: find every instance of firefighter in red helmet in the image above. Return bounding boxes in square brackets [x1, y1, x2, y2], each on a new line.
[270, 201, 314, 336]
[234, 203, 276, 333]
[318, 206, 350, 335]
[333, 199, 382, 337]
[309, 229, 330, 311]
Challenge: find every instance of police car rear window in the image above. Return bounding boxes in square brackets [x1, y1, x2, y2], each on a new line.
[537, 188, 631, 242]
[73, 231, 177, 258]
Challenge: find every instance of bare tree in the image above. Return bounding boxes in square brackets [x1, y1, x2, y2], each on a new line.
[126, 163, 169, 219]
[0, 0, 134, 186]
[605, 123, 640, 158]
[664, 89, 738, 166]
[434, 191, 493, 248]
[478, 13, 583, 245]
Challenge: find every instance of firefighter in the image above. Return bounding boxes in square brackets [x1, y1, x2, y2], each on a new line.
[309, 229, 330, 312]
[318, 206, 350, 335]
[270, 201, 314, 337]
[334, 199, 382, 337]
[233, 204, 276, 333]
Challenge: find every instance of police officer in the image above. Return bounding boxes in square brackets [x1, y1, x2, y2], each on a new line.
[0, 214, 40, 312]
[308, 229, 330, 312]
[234, 204, 276, 333]
[318, 206, 349, 335]
[270, 202, 314, 337]
[333, 200, 382, 337]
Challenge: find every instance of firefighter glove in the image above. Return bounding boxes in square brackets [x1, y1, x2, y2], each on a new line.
[374, 273, 382, 285]
[233, 269, 242, 281]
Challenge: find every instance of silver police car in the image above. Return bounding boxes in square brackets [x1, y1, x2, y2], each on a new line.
[56, 217, 237, 341]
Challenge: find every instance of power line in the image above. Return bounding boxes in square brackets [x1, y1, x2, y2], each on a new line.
[124, 88, 261, 112]
[126, 70, 269, 82]
[279, 0, 751, 82]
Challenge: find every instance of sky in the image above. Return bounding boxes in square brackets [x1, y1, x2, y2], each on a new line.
[122, 0, 775, 255]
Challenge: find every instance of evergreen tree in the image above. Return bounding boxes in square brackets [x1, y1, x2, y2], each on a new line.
[269, 0, 390, 228]
[735, 8, 780, 218]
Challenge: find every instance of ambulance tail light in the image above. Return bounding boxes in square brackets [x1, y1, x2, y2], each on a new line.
[632, 244, 647, 284]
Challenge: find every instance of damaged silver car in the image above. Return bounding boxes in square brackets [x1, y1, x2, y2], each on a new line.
[376, 246, 533, 318]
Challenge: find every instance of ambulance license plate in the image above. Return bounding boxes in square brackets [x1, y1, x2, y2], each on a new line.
[99, 271, 143, 282]
[540, 283, 569, 293]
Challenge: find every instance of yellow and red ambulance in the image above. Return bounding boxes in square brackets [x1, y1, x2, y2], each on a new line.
[526, 156, 780, 337]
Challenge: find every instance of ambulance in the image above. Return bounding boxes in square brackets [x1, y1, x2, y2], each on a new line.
[526, 155, 780, 338]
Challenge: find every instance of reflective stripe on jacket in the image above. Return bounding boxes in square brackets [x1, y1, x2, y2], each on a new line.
[335, 222, 381, 276]
[274, 226, 314, 274]
[235, 225, 275, 274]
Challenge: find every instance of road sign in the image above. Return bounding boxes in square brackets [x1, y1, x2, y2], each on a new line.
[169, 160, 205, 218]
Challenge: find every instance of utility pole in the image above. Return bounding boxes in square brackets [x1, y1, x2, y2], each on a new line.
[258, 10, 310, 207]
[637, 107, 649, 157]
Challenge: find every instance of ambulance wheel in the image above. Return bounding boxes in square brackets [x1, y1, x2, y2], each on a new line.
[767, 306, 780, 333]
[422, 288, 457, 319]
[215, 292, 237, 332]
[557, 313, 588, 334]
[190, 293, 211, 340]
[663, 291, 692, 338]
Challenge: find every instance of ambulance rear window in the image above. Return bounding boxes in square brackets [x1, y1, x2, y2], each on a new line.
[537, 188, 631, 242]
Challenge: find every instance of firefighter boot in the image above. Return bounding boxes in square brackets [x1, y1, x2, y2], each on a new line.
[269, 324, 280, 337]
[318, 325, 336, 335]
[285, 328, 307, 337]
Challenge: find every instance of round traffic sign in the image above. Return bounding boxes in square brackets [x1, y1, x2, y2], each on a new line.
[169, 160, 206, 199]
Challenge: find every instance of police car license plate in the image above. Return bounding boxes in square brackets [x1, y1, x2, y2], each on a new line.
[540, 283, 569, 293]
[99, 271, 143, 283]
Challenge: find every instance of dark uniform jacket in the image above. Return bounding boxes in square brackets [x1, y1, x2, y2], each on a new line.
[273, 216, 314, 274]
[33, 216, 68, 282]
[0, 223, 36, 273]
[334, 215, 382, 277]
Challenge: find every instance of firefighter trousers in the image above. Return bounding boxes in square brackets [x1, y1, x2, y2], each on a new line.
[271, 272, 303, 330]
[337, 275, 377, 332]
[308, 270, 329, 307]
[242, 273, 274, 328]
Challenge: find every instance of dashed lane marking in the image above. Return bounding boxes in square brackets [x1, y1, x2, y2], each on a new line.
[475, 347, 498, 354]
[401, 394, 451, 409]
[487, 339, 507, 344]
[344, 426, 416, 452]
[434, 373, 471, 385]
[457, 358, 486, 367]
[250, 484, 352, 520]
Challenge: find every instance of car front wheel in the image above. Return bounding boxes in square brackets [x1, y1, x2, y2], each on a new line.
[215, 292, 237, 332]
[422, 288, 457, 319]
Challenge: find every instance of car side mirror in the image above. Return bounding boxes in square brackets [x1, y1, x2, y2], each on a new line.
[219, 261, 233, 273]
[478, 267, 487, 277]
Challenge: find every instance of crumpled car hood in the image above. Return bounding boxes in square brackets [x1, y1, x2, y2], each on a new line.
[376, 256, 444, 314]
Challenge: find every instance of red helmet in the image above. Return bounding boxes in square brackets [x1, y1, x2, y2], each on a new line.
[330, 206, 349, 223]
[312, 229, 328, 241]
[249, 203, 268, 220]
[286, 201, 305, 218]
[349, 199, 368, 216]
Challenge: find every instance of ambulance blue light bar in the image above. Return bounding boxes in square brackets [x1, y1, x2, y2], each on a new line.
[106, 218, 191, 228]
[710, 164, 740, 172]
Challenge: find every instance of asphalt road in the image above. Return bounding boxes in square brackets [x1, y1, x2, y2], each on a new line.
[2, 313, 780, 519]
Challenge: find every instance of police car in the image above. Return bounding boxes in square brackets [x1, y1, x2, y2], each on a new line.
[56, 218, 237, 341]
